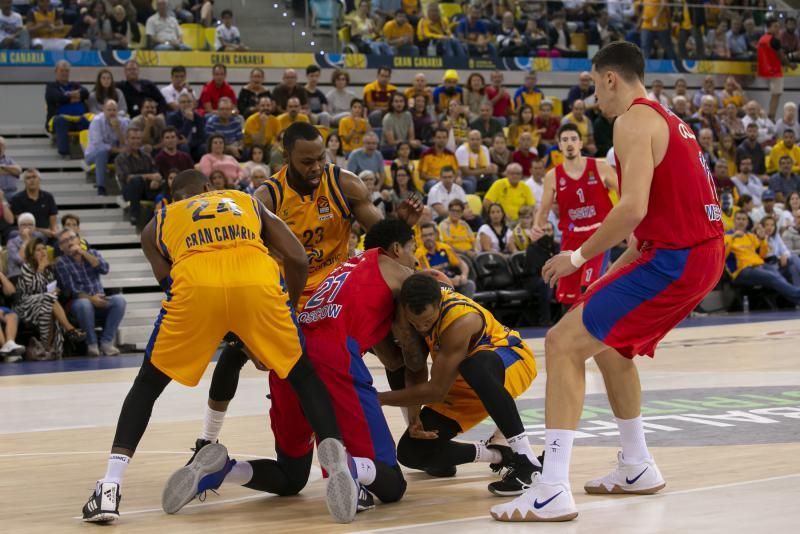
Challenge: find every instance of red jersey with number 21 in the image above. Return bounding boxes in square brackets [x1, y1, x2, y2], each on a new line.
[554, 157, 613, 236]
[615, 98, 724, 249]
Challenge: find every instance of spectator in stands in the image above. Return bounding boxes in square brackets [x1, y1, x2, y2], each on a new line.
[721, 103, 746, 143]
[243, 96, 279, 152]
[752, 190, 793, 235]
[548, 11, 582, 57]
[440, 98, 470, 149]
[671, 95, 692, 124]
[215, 8, 246, 51]
[726, 18, 749, 61]
[242, 144, 269, 182]
[525, 157, 547, 204]
[115, 128, 161, 225]
[359, 170, 390, 217]
[205, 96, 244, 159]
[496, 11, 525, 57]
[714, 159, 735, 192]
[0, 0, 30, 49]
[485, 70, 512, 126]
[61, 213, 90, 251]
[0, 136, 21, 197]
[277, 97, 311, 134]
[784, 192, 800, 233]
[561, 100, 596, 154]
[167, 92, 205, 160]
[759, 15, 797, 121]
[419, 127, 459, 191]
[775, 102, 800, 139]
[638, 0, 674, 59]
[118, 60, 167, 118]
[327, 70, 357, 126]
[427, 165, 466, 220]
[145, 0, 190, 50]
[338, 99, 370, 155]
[456, 129, 495, 194]
[511, 204, 534, 251]
[768, 156, 800, 204]
[720, 191, 739, 232]
[107, 4, 132, 49]
[346, 132, 387, 185]
[511, 131, 537, 178]
[6, 212, 41, 279]
[160, 66, 195, 113]
[303, 65, 332, 128]
[737, 122, 767, 176]
[364, 67, 397, 128]
[513, 72, 543, 114]
[725, 211, 800, 304]
[707, 19, 731, 59]
[721, 76, 746, 109]
[731, 157, 765, 206]
[508, 104, 536, 149]
[269, 68, 305, 113]
[87, 69, 127, 115]
[383, 9, 418, 56]
[489, 133, 511, 176]
[411, 94, 435, 145]
[763, 214, 800, 285]
[692, 76, 723, 111]
[17, 237, 86, 359]
[388, 164, 419, 211]
[390, 142, 417, 182]
[692, 95, 723, 140]
[456, 4, 495, 58]
[742, 100, 776, 146]
[347, 0, 391, 55]
[647, 79, 670, 107]
[10, 169, 57, 241]
[438, 198, 476, 256]
[154, 127, 193, 178]
[0, 264, 22, 360]
[588, 9, 620, 48]
[404, 72, 433, 108]
[698, 128, 717, 169]
[56, 229, 126, 356]
[85, 99, 128, 196]
[564, 71, 595, 115]
[69, 1, 112, 51]
[381, 92, 419, 159]
[236, 68, 268, 118]
[417, 1, 466, 57]
[198, 63, 237, 116]
[783, 206, 800, 255]
[130, 97, 166, 154]
[478, 202, 513, 253]
[46, 60, 90, 159]
[767, 130, 800, 175]
[196, 134, 244, 186]
[780, 16, 799, 54]
[471, 101, 503, 147]
[483, 162, 535, 223]
[535, 100, 561, 149]
[27, 0, 78, 50]
[606, 0, 635, 32]
[416, 222, 475, 297]
[209, 169, 229, 190]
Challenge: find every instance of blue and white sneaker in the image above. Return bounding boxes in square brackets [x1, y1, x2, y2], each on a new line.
[584, 451, 665, 495]
[162, 443, 234, 514]
[316, 438, 359, 523]
[490, 472, 578, 522]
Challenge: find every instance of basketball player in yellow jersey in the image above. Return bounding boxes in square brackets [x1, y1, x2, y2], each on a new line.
[81, 170, 361, 525]
[379, 274, 541, 496]
[192, 122, 422, 455]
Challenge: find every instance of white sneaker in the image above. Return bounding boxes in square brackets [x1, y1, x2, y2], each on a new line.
[490, 472, 578, 522]
[100, 343, 121, 356]
[584, 451, 666, 495]
[0, 340, 24, 355]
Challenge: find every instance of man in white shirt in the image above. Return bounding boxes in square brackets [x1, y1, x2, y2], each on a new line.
[524, 158, 547, 206]
[730, 157, 765, 207]
[752, 190, 793, 231]
[742, 100, 777, 145]
[606, 0, 635, 31]
[427, 165, 467, 219]
[160, 65, 195, 112]
[215, 9, 247, 51]
[146, 0, 191, 51]
[455, 130, 497, 194]
[647, 79, 670, 108]
[0, 0, 29, 49]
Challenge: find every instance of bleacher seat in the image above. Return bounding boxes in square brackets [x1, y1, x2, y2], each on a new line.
[465, 194, 482, 216]
[439, 3, 462, 21]
[311, 0, 340, 34]
[458, 252, 497, 306]
[180, 23, 205, 50]
[474, 252, 529, 304]
[205, 27, 217, 50]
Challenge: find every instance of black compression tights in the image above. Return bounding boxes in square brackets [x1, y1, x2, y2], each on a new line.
[112, 359, 172, 453]
[209, 343, 249, 402]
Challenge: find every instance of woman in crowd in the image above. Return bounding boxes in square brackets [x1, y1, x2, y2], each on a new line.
[388, 165, 419, 214]
[512, 205, 534, 251]
[478, 203, 515, 254]
[464, 73, 488, 121]
[721, 76, 746, 109]
[16, 238, 85, 358]
[242, 145, 270, 183]
[762, 215, 800, 286]
[489, 133, 512, 175]
[196, 134, 245, 187]
[440, 99, 469, 151]
[327, 70, 358, 126]
[325, 134, 348, 167]
[720, 103, 746, 143]
[780, 191, 800, 232]
[508, 104, 536, 149]
[339, 99, 370, 154]
[359, 170, 391, 217]
[390, 141, 417, 184]
[154, 169, 177, 212]
[438, 198, 477, 256]
[6, 213, 43, 280]
[346, 0, 391, 55]
[411, 94, 436, 145]
[247, 166, 270, 194]
[108, 5, 131, 49]
[209, 170, 230, 190]
[87, 68, 128, 115]
[237, 68, 270, 117]
[717, 133, 738, 177]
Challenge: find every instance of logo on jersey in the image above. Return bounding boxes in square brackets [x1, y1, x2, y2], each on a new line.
[705, 204, 722, 222]
[678, 122, 697, 141]
[587, 172, 598, 185]
[317, 196, 333, 221]
[568, 205, 598, 221]
[559, 178, 566, 187]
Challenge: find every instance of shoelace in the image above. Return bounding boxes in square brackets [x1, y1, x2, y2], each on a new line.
[197, 488, 220, 502]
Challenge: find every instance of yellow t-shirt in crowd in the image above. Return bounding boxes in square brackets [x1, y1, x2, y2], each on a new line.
[415, 241, 460, 271]
[766, 141, 800, 174]
[723, 231, 768, 279]
[277, 112, 310, 133]
[720, 206, 739, 232]
[244, 112, 280, 147]
[338, 116, 369, 153]
[416, 15, 452, 41]
[383, 19, 415, 44]
[419, 148, 459, 181]
[638, 0, 671, 31]
[484, 178, 535, 221]
[438, 218, 475, 253]
[363, 81, 398, 112]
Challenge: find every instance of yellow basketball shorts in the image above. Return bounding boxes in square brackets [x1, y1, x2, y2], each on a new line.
[146, 253, 303, 386]
[427, 343, 537, 432]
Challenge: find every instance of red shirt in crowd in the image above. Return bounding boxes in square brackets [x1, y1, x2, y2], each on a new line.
[757, 33, 783, 79]
[511, 149, 537, 177]
[198, 81, 237, 115]
[485, 85, 512, 120]
[535, 116, 561, 143]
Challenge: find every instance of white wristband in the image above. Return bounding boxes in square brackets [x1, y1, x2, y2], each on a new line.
[570, 247, 587, 269]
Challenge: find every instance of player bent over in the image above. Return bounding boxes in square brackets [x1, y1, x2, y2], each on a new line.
[81, 171, 359, 524]
[379, 274, 541, 496]
[162, 220, 432, 513]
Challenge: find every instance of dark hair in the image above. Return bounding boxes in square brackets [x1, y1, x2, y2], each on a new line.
[394, 8, 405, 16]
[391, 92, 407, 111]
[420, 222, 437, 232]
[736, 194, 753, 207]
[283, 121, 322, 152]
[780, 155, 794, 163]
[784, 129, 796, 136]
[485, 202, 507, 222]
[378, 67, 392, 76]
[207, 133, 225, 152]
[331, 69, 350, 85]
[61, 213, 80, 227]
[350, 98, 364, 109]
[161, 126, 178, 139]
[221, 9, 233, 17]
[94, 68, 116, 104]
[591, 41, 645, 83]
[448, 198, 465, 210]
[171, 65, 186, 76]
[440, 165, 456, 176]
[466, 72, 486, 94]
[391, 164, 419, 195]
[557, 122, 581, 139]
[364, 219, 414, 251]
[213, 63, 227, 74]
[24, 237, 47, 270]
[515, 105, 534, 125]
[306, 64, 321, 75]
[400, 273, 443, 315]
[142, 97, 157, 106]
[434, 127, 449, 137]
[172, 169, 209, 200]
[326, 133, 345, 157]
[249, 144, 266, 160]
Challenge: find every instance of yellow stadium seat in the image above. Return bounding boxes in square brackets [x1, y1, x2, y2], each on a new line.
[439, 3, 462, 21]
[571, 32, 587, 52]
[205, 27, 217, 50]
[338, 24, 351, 44]
[466, 194, 482, 216]
[79, 129, 89, 151]
[180, 23, 204, 50]
[384, 163, 393, 187]
[548, 97, 563, 117]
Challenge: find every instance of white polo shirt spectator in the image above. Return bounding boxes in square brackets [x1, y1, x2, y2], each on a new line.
[427, 179, 467, 218]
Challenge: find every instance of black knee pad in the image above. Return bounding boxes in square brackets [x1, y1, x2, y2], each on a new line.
[209, 343, 249, 402]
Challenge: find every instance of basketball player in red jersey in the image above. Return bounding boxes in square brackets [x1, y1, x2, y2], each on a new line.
[532, 123, 617, 304]
[492, 42, 724, 522]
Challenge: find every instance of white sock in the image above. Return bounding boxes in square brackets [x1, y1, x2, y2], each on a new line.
[199, 406, 226, 442]
[541, 429, 575, 485]
[101, 454, 130, 486]
[224, 460, 254, 486]
[616, 416, 651, 464]
[474, 441, 502, 464]
[353, 457, 376, 485]
[507, 432, 541, 466]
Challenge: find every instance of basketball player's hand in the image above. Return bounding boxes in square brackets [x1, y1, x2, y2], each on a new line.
[408, 418, 438, 440]
[397, 193, 424, 226]
[529, 225, 545, 241]
[543, 251, 578, 287]
[243, 346, 269, 372]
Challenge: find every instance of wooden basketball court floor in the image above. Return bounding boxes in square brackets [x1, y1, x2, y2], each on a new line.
[2, 312, 800, 533]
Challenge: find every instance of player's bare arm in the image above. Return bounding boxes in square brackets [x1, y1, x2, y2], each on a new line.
[531, 168, 556, 239]
[597, 159, 619, 194]
[340, 169, 423, 229]
[257, 201, 309, 307]
[543, 105, 659, 285]
[140, 218, 172, 290]
[378, 313, 481, 406]
[253, 184, 276, 212]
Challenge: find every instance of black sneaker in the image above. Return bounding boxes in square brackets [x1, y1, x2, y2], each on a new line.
[424, 465, 457, 477]
[82, 481, 121, 523]
[357, 484, 375, 513]
[487, 443, 514, 472]
[186, 438, 215, 466]
[487, 453, 542, 497]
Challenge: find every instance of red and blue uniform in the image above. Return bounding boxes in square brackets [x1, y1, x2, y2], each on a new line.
[555, 157, 613, 303]
[578, 98, 725, 358]
[268, 248, 398, 465]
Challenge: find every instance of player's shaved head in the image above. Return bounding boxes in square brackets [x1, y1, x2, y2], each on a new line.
[172, 169, 210, 200]
[591, 41, 645, 83]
